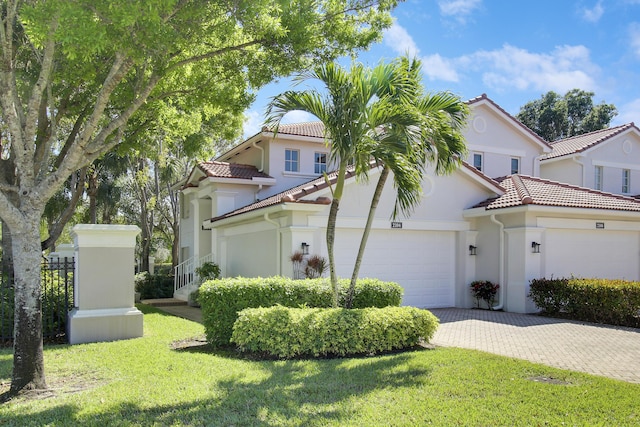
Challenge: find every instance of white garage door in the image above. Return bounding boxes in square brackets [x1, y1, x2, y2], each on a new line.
[545, 229, 640, 280]
[334, 229, 455, 308]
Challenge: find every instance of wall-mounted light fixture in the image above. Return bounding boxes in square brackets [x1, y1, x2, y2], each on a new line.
[531, 241, 541, 254]
[301, 242, 310, 255]
[468, 245, 477, 256]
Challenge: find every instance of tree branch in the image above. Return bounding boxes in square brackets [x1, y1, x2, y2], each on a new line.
[20, 16, 58, 185]
[41, 167, 87, 251]
[169, 39, 266, 70]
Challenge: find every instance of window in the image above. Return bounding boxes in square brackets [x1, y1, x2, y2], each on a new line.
[314, 152, 327, 174]
[511, 157, 520, 175]
[622, 169, 631, 193]
[473, 153, 483, 171]
[285, 149, 299, 172]
[595, 165, 603, 190]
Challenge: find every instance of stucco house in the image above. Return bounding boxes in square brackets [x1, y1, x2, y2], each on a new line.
[175, 94, 640, 313]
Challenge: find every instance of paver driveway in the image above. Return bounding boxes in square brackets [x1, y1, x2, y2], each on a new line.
[429, 308, 640, 383]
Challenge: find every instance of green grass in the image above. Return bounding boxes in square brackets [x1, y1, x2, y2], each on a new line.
[1, 305, 638, 426]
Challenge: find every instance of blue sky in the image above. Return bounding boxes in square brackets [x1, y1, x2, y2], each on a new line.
[242, 0, 640, 138]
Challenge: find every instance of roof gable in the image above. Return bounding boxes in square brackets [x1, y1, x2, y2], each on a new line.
[182, 161, 273, 189]
[467, 94, 552, 152]
[209, 160, 505, 224]
[472, 174, 640, 212]
[541, 123, 639, 160]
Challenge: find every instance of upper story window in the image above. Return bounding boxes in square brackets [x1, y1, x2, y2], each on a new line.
[285, 149, 299, 172]
[472, 153, 483, 171]
[622, 169, 631, 193]
[314, 152, 327, 174]
[511, 157, 520, 175]
[595, 165, 603, 191]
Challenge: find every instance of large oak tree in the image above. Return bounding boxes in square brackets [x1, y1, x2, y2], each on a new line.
[0, 0, 398, 398]
[516, 89, 617, 142]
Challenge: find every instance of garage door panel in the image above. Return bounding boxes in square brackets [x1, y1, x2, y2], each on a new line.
[545, 230, 639, 280]
[334, 229, 455, 308]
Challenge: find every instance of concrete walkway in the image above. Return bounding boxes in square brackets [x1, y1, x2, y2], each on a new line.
[142, 299, 203, 323]
[430, 308, 640, 384]
[144, 300, 640, 384]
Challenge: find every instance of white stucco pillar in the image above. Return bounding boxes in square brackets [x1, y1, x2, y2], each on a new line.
[67, 224, 143, 344]
[504, 227, 544, 313]
[190, 198, 200, 260]
[456, 230, 478, 308]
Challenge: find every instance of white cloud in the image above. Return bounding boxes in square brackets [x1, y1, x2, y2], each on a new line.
[438, 0, 481, 17]
[581, 1, 604, 23]
[383, 21, 420, 57]
[629, 23, 640, 58]
[280, 110, 318, 124]
[382, 22, 457, 82]
[461, 44, 599, 94]
[422, 54, 460, 82]
[616, 98, 640, 125]
[438, 0, 481, 23]
[242, 110, 263, 138]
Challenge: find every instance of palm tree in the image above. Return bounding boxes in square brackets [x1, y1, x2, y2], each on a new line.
[346, 72, 469, 306]
[265, 59, 420, 307]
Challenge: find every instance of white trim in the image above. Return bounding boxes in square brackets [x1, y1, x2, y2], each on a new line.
[537, 217, 640, 231]
[308, 216, 470, 231]
[464, 204, 640, 219]
[592, 159, 640, 171]
[467, 144, 527, 158]
[68, 307, 142, 318]
[282, 171, 319, 179]
[72, 224, 140, 248]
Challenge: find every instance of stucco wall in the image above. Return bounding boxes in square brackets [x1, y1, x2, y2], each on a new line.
[464, 104, 545, 178]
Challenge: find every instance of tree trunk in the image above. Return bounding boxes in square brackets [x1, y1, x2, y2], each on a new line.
[7, 214, 46, 397]
[1, 220, 13, 275]
[87, 171, 98, 224]
[326, 163, 347, 308]
[347, 166, 389, 308]
[326, 198, 340, 308]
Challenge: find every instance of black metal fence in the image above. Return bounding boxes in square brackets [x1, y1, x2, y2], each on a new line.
[0, 258, 74, 345]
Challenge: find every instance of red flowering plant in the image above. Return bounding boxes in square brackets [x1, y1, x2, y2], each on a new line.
[470, 280, 500, 310]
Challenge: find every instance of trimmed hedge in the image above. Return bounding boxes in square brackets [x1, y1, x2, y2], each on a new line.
[198, 277, 403, 347]
[135, 272, 174, 299]
[529, 277, 640, 327]
[231, 305, 439, 358]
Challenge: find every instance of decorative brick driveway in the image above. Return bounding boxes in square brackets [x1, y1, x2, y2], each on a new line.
[430, 308, 640, 383]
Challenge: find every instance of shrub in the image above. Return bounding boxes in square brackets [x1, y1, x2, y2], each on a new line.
[290, 252, 328, 279]
[529, 277, 640, 327]
[135, 272, 174, 299]
[528, 278, 571, 315]
[154, 263, 173, 276]
[231, 305, 439, 358]
[198, 277, 403, 347]
[470, 280, 499, 309]
[195, 262, 220, 283]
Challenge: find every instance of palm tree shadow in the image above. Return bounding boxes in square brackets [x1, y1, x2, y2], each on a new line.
[1, 350, 433, 424]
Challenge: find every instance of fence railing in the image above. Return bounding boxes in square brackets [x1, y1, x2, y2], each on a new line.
[0, 257, 74, 345]
[174, 253, 214, 294]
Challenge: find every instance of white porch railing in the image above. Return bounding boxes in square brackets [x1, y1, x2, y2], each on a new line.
[174, 253, 215, 293]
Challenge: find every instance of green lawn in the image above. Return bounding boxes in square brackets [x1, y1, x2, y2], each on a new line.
[0, 305, 638, 426]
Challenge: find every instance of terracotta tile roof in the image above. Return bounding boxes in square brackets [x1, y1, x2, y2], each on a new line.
[209, 167, 355, 223]
[472, 174, 640, 212]
[264, 122, 326, 138]
[197, 161, 273, 180]
[541, 123, 636, 160]
[466, 93, 552, 149]
[460, 160, 505, 192]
